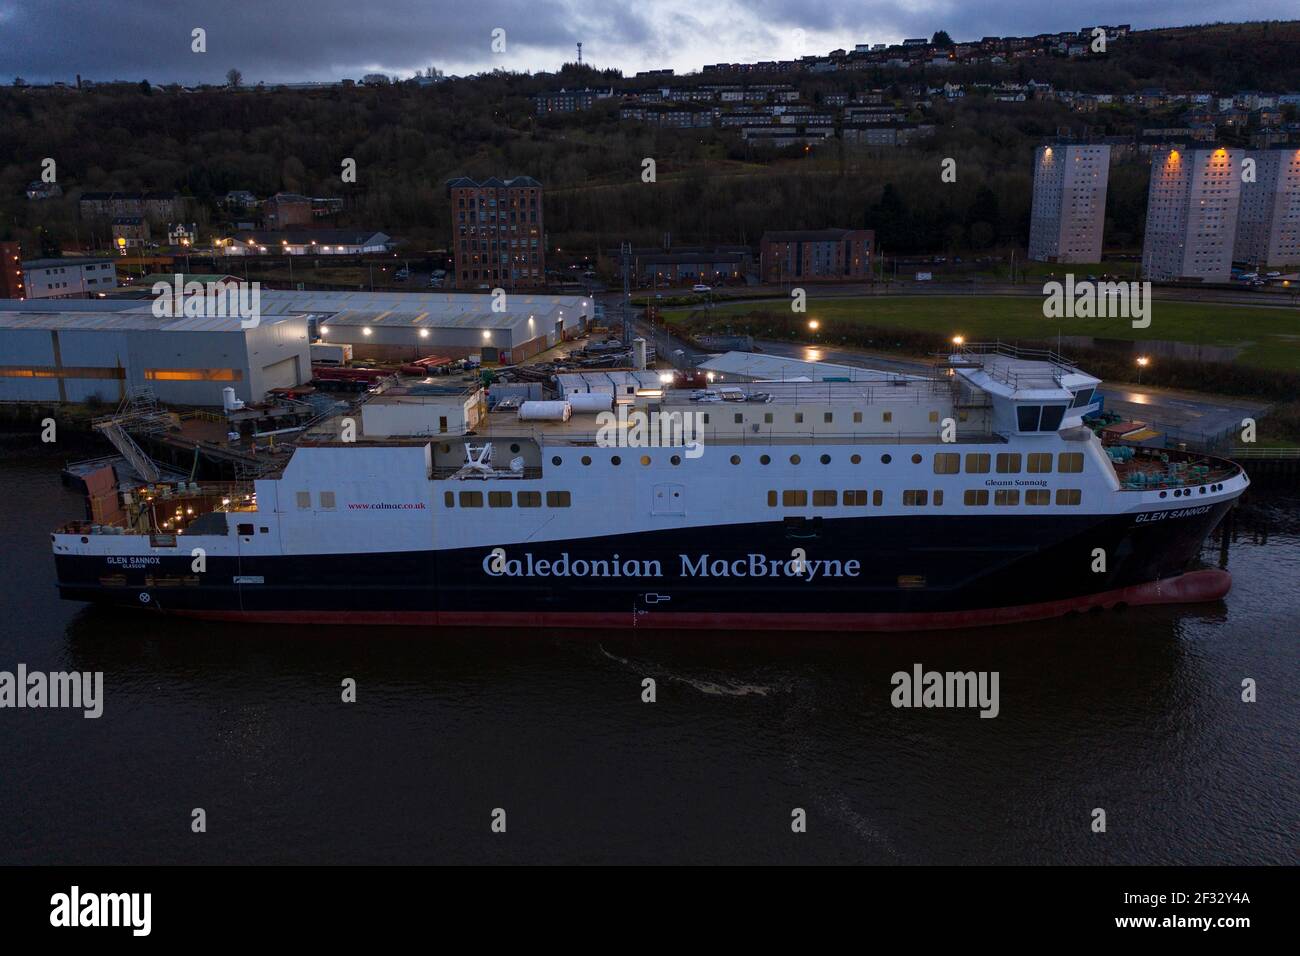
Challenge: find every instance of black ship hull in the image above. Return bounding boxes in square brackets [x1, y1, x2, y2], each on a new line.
[54, 502, 1235, 631]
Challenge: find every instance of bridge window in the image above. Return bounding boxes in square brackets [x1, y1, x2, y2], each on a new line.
[1039, 406, 1066, 431]
[1017, 405, 1041, 431]
[933, 453, 960, 474]
[1058, 452, 1084, 473]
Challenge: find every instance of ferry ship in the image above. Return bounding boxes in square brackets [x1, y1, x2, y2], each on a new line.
[51, 344, 1247, 631]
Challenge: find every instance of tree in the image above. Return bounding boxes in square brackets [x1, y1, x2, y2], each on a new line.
[932, 31, 954, 49]
[226, 69, 242, 89]
[139, 80, 152, 95]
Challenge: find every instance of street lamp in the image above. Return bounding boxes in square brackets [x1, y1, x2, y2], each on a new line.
[952, 334, 964, 347]
[808, 319, 820, 331]
[1136, 355, 1149, 384]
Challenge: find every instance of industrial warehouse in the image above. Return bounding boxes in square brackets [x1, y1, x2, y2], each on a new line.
[0, 289, 594, 406]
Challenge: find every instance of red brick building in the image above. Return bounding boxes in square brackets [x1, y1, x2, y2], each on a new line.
[0, 242, 24, 299]
[263, 192, 313, 229]
[759, 228, 875, 283]
[447, 176, 544, 288]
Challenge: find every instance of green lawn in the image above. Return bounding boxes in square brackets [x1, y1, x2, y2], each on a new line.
[663, 295, 1300, 371]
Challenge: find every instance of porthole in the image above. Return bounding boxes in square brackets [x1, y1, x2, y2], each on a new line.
[729, 455, 741, 465]
[881, 454, 892, 464]
[1198, 486, 1205, 494]
[760, 455, 771, 465]
[551, 456, 562, 466]
[440, 443, 452, 454]
[80, 536, 89, 544]
[790, 454, 801, 465]
[911, 453, 922, 464]
[670, 455, 681, 466]
[820, 454, 831, 464]
[581, 455, 592, 466]
[850, 454, 861, 464]
[640, 455, 651, 466]
[611, 455, 621, 466]
[509, 443, 520, 453]
[1159, 491, 1167, 499]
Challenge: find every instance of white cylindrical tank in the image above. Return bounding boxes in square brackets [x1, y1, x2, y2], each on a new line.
[222, 387, 245, 413]
[567, 392, 612, 414]
[517, 400, 572, 422]
[633, 337, 647, 370]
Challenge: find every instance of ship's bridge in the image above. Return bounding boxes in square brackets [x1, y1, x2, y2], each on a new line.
[946, 342, 1101, 438]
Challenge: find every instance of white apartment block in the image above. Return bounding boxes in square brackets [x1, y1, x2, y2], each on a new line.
[21, 257, 119, 299]
[1028, 144, 1110, 263]
[1142, 147, 1243, 283]
[1234, 147, 1300, 268]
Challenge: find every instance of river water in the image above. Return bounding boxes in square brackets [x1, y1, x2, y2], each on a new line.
[1, 434, 1295, 864]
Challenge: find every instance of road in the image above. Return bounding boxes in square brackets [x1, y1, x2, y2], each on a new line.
[607, 295, 1270, 446]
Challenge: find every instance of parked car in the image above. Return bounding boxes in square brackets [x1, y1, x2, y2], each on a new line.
[692, 283, 712, 293]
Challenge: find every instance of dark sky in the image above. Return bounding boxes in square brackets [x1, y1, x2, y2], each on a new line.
[0, 0, 1291, 84]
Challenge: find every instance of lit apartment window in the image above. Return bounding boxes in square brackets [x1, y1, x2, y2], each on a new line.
[963, 489, 989, 505]
[933, 453, 960, 474]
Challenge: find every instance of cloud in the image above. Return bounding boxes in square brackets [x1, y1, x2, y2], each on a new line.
[1, 0, 1294, 83]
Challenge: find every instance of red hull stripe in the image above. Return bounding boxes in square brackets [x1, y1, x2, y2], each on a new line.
[167, 569, 1232, 631]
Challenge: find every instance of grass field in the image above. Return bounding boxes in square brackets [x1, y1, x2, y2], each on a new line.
[663, 295, 1300, 371]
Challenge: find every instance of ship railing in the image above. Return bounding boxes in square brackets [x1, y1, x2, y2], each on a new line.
[522, 429, 1001, 448]
[949, 341, 1080, 389]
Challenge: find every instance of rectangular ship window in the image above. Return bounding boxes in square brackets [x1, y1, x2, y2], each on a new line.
[813, 490, 837, 507]
[903, 490, 928, 506]
[767, 490, 778, 507]
[963, 489, 989, 505]
[996, 453, 1021, 474]
[929, 411, 939, 423]
[296, 491, 311, 509]
[764, 413, 773, 424]
[1027, 453, 1053, 474]
[517, 491, 541, 508]
[853, 412, 863, 424]
[933, 490, 943, 506]
[882, 411, 893, 423]
[824, 412, 833, 424]
[994, 489, 1020, 506]
[1056, 489, 1082, 505]
[933, 453, 960, 474]
[488, 491, 512, 508]
[1058, 452, 1084, 473]
[873, 490, 883, 506]
[546, 490, 571, 508]
[444, 491, 454, 507]
[843, 490, 868, 506]
[459, 491, 484, 508]
[1025, 489, 1050, 505]
[782, 490, 808, 507]
[1017, 405, 1041, 431]
[965, 453, 990, 473]
[319, 491, 336, 509]
[734, 413, 743, 424]
[794, 413, 804, 424]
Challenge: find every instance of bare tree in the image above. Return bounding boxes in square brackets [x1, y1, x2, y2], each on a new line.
[226, 69, 243, 89]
